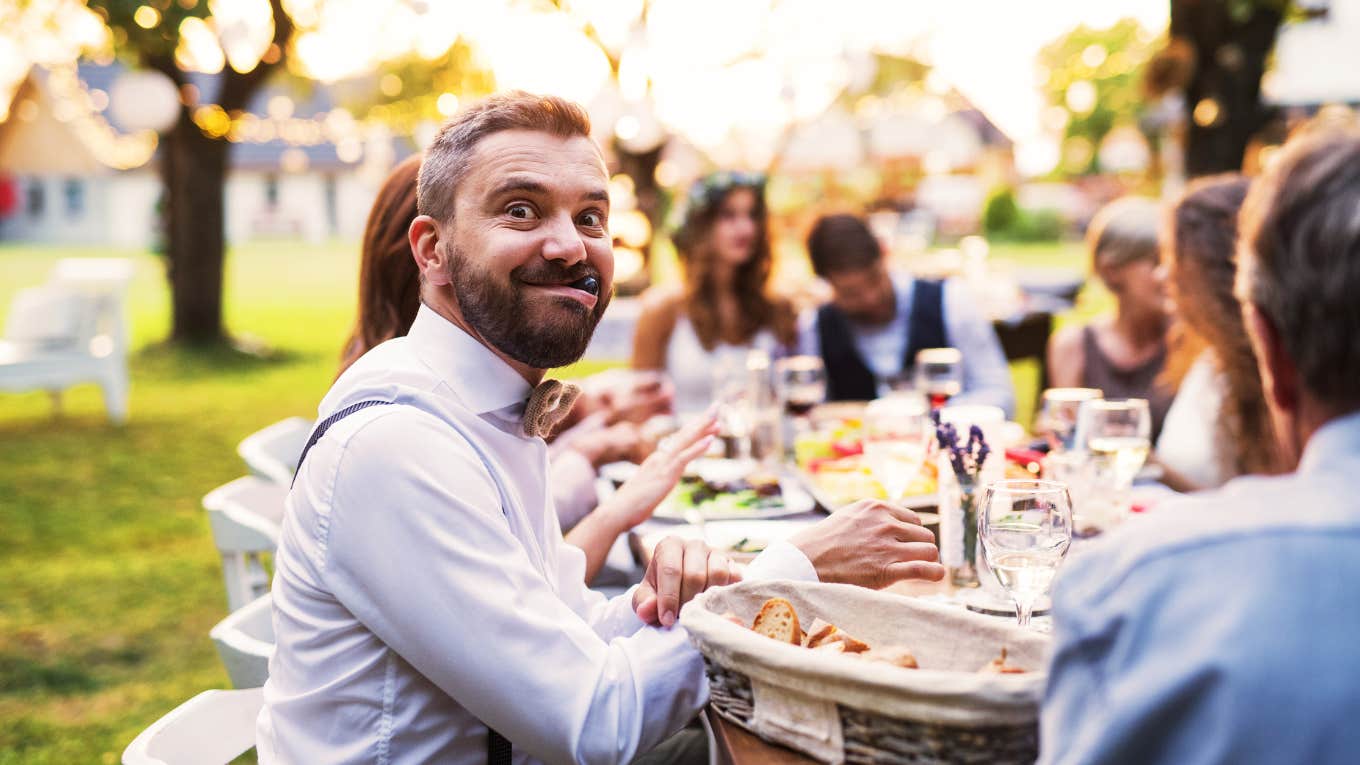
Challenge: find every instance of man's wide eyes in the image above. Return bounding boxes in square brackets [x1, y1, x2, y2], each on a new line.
[507, 204, 537, 220]
[579, 212, 604, 228]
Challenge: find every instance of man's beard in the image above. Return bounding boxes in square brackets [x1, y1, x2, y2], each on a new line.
[448, 246, 611, 369]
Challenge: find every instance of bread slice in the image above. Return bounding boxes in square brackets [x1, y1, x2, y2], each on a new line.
[862, 646, 919, 669]
[804, 618, 839, 648]
[978, 647, 1026, 674]
[751, 598, 802, 645]
[833, 632, 871, 654]
[812, 640, 845, 654]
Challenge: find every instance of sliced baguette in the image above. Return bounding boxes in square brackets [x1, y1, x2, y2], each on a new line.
[751, 597, 802, 645]
[804, 618, 839, 648]
[862, 646, 919, 669]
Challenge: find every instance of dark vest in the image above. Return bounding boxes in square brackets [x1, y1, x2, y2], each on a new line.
[817, 279, 947, 401]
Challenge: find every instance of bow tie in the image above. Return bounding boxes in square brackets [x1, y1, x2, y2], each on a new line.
[522, 379, 581, 439]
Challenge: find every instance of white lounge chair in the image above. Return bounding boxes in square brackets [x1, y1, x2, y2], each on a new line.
[203, 476, 287, 612]
[122, 687, 263, 765]
[0, 258, 134, 423]
[210, 593, 274, 689]
[237, 416, 313, 485]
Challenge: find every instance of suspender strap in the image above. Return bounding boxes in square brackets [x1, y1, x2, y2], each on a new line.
[289, 398, 515, 764]
[291, 400, 393, 488]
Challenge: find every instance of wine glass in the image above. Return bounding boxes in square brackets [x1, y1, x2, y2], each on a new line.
[1075, 398, 1152, 489]
[978, 479, 1073, 627]
[1036, 388, 1103, 452]
[1073, 398, 1151, 531]
[712, 349, 771, 461]
[775, 356, 827, 417]
[914, 348, 964, 409]
[862, 394, 931, 502]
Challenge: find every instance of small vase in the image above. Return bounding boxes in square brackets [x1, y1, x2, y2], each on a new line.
[938, 454, 984, 588]
[951, 477, 981, 588]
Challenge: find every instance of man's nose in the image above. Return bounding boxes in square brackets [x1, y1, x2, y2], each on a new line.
[540, 212, 588, 265]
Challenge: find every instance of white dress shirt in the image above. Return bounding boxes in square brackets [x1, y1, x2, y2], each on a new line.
[796, 274, 1015, 416]
[257, 304, 817, 765]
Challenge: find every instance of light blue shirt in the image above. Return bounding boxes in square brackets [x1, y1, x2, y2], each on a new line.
[1041, 410, 1360, 765]
[797, 274, 1015, 416]
[258, 305, 817, 765]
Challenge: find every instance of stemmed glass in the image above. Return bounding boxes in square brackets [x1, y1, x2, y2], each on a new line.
[774, 356, 827, 419]
[862, 394, 931, 502]
[914, 348, 964, 409]
[978, 479, 1073, 627]
[1076, 398, 1152, 487]
[1036, 388, 1103, 452]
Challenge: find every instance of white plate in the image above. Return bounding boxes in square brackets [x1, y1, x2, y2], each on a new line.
[651, 476, 818, 521]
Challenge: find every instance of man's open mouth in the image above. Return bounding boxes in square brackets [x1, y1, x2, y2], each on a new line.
[522, 276, 601, 309]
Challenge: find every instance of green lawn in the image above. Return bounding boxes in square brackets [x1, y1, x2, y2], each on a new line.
[0, 238, 1094, 762]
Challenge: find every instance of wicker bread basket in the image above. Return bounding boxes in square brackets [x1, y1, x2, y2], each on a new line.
[680, 580, 1050, 764]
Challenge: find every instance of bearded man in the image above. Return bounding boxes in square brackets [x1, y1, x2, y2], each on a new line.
[258, 92, 944, 765]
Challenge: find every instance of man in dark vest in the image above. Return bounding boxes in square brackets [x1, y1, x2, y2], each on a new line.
[798, 214, 1014, 414]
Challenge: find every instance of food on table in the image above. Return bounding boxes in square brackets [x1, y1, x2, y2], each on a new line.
[978, 647, 1027, 674]
[861, 646, 920, 669]
[669, 470, 783, 516]
[795, 414, 938, 503]
[751, 598, 802, 645]
[731, 599, 1021, 674]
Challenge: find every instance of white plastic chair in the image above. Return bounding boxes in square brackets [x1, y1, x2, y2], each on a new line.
[0, 258, 134, 422]
[203, 476, 287, 612]
[210, 592, 274, 689]
[237, 417, 313, 485]
[122, 687, 263, 765]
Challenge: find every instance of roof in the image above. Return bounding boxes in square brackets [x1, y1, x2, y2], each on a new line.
[69, 61, 412, 172]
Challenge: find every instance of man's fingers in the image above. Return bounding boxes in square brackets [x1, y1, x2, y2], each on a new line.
[891, 519, 936, 544]
[884, 559, 948, 584]
[653, 540, 684, 627]
[679, 539, 710, 609]
[707, 551, 734, 588]
[878, 501, 923, 527]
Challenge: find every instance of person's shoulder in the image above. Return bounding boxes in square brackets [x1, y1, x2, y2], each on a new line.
[637, 283, 685, 315]
[1048, 323, 1086, 354]
[1058, 471, 1320, 606]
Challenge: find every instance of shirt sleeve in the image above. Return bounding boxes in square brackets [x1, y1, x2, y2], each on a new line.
[942, 280, 1015, 417]
[795, 308, 820, 358]
[320, 409, 706, 765]
[549, 447, 599, 530]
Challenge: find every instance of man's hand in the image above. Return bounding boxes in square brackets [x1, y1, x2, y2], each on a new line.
[633, 537, 739, 627]
[789, 500, 946, 589]
[602, 409, 718, 530]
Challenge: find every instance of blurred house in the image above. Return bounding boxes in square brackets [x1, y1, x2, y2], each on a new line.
[0, 62, 411, 248]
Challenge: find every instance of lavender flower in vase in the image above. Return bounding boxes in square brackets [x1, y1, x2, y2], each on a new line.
[936, 417, 991, 588]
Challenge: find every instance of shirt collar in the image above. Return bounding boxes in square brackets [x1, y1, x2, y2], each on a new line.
[405, 303, 534, 416]
[1297, 409, 1360, 475]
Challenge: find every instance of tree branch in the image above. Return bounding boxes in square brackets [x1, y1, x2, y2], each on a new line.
[218, 0, 295, 113]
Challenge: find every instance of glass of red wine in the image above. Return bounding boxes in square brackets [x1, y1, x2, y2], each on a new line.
[775, 356, 827, 418]
[914, 348, 963, 409]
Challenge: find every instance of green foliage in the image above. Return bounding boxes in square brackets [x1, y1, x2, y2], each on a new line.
[983, 186, 1064, 243]
[86, 1, 208, 58]
[346, 39, 497, 133]
[982, 186, 1021, 236]
[1038, 18, 1161, 176]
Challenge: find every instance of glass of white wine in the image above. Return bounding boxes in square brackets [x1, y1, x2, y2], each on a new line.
[978, 479, 1073, 628]
[862, 394, 931, 502]
[1073, 398, 1151, 530]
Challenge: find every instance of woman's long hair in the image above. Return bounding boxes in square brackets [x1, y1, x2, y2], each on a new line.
[672, 176, 792, 350]
[1162, 174, 1286, 478]
[339, 155, 423, 375]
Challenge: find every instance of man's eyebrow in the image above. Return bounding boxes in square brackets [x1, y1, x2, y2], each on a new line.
[583, 188, 609, 203]
[490, 177, 550, 197]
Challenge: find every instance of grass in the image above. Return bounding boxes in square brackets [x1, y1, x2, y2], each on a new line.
[0, 237, 1094, 762]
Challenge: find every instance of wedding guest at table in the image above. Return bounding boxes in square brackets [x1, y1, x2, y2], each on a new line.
[1041, 130, 1360, 765]
[796, 213, 1014, 414]
[1154, 175, 1289, 492]
[262, 92, 945, 765]
[336, 152, 669, 583]
[632, 171, 798, 413]
[1048, 196, 1174, 439]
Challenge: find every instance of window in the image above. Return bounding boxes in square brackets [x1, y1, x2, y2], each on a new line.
[26, 180, 45, 218]
[64, 178, 85, 217]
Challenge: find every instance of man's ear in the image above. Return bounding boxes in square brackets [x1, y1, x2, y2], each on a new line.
[1245, 303, 1299, 420]
[409, 215, 452, 287]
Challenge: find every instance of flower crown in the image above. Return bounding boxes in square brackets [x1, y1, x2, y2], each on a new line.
[685, 170, 766, 212]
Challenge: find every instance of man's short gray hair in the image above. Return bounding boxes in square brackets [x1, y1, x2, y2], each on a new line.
[1236, 129, 1360, 409]
[416, 91, 594, 223]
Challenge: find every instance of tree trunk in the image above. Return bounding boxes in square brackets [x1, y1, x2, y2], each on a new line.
[160, 108, 230, 344]
[1172, 0, 1282, 177]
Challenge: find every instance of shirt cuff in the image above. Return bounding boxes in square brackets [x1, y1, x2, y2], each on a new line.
[743, 539, 819, 583]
